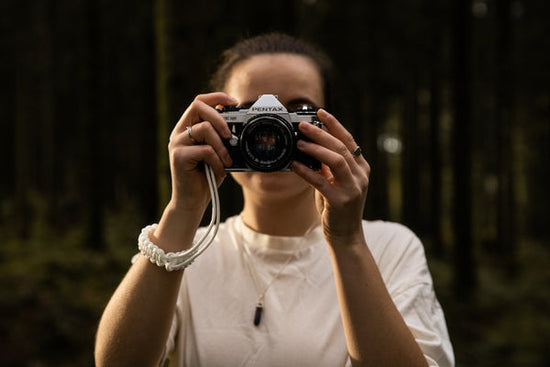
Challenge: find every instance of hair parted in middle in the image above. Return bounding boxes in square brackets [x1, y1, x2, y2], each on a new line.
[209, 33, 334, 109]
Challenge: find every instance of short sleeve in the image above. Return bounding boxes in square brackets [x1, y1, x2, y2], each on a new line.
[393, 283, 455, 366]
[364, 221, 455, 366]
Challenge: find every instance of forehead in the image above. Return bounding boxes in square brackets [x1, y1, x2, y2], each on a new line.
[224, 54, 324, 106]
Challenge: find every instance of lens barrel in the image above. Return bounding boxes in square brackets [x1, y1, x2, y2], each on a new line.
[241, 115, 294, 172]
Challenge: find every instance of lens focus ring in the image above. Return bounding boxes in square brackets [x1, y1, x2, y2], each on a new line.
[240, 115, 294, 172]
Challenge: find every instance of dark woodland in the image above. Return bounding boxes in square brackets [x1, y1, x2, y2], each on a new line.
[1, 0, 549, 366]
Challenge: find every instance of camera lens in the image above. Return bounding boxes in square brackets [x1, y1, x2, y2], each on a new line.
[241, 115, 294, 172]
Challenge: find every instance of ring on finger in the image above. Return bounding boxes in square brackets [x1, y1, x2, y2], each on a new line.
[352, 146, 362, 157]
[187, 126, 196, 143]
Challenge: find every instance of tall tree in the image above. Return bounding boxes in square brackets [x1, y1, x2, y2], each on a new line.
[495, 0, 517, 275]
[401, 70, 420, 231]
[86, 0, 105, 250]
[12, 1, 43, 239]
[428, 1, 445, 257]
[362, 0, 390, 221]
[452, 0, 476, 299]
[154, 0, 172, 214]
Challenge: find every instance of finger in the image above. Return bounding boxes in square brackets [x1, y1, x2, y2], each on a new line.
[316, 109, 358, 153]
[299, 120, 351, 158]
[172, 144, 227, 179]
[195, 92, 239, 107]
[292, 160, 332, 192]
[174, 93, 237, 139]
[298, 121, 361, 174]
[300, 118, 369, 176]
[296, 139, 354, 183]
[291, 161, 344, 205]
[176, 98, 232, 139]
[172, 121, 233, 167]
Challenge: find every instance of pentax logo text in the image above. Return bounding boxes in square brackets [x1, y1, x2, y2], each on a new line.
[250, 106, 284, 112]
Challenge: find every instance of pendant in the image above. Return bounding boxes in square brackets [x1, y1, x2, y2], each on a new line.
[254, 303, 263, 326]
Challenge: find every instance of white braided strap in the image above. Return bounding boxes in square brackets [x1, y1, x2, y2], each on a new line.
[138, 224, 198, 271]
[137, 165, 220, 272]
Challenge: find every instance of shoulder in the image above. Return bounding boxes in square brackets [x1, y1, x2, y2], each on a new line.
[362, 220, 419, 243]
[362, 220, 431, 293]
[362, 220, 423, 257]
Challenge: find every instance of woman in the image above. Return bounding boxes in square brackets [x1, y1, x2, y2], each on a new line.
[95, 33, 454, 367]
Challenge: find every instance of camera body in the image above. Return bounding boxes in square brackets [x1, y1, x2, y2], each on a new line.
[219, 94, 323, 172]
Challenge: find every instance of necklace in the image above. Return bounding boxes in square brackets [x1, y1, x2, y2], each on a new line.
[237, 217, 319, 326]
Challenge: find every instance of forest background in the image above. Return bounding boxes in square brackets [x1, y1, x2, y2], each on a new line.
[1, 0, 549, 366]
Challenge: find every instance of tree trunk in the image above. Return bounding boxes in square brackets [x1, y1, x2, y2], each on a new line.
[362, 0, 389, 221]
[86, 0, 105, 250]
[154, 0, 172, 213]
[429, 3, 444, 257]
[452, 0, 476, 299]
[495, 0, 517, 276]
[402, 70, 420, 232]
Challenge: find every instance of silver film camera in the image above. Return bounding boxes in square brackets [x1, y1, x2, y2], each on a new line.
[219, 94, 323, 172]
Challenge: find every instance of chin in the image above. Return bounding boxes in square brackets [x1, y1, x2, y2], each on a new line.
[253, 171, 302, 189]
[232, 171, 311, 197]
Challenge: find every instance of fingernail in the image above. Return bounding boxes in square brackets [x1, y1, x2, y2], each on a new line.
[224, 127, 232, 139]
[298, 121, 310, 130]
[224, 154, 233, 167]
[291, 161, 304, 171]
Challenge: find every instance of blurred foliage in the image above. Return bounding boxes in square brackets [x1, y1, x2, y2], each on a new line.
[428, 240, 550, 366]
[0, 200, 143, 366]
[1, 208, 549, 366]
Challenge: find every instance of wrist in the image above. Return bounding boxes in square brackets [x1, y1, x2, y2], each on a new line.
[138, 224, 195, 271]
[323, 222, 365, 249]
[170, 187, 212, 213]
[140, 165, 221, 272]
[154, 203, 203, 253]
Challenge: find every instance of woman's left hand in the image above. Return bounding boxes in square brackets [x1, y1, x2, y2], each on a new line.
[291, 109, 370, 246]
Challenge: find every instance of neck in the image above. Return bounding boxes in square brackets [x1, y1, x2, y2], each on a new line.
[240, 189, 320, 236]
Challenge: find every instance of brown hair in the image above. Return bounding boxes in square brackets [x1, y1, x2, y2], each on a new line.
[209, 33, 334, 109]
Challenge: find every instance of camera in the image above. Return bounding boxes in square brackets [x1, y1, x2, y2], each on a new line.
[219, 94, 323, 172]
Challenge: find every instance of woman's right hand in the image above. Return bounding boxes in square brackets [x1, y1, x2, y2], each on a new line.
[168, 92, 236, 210]
[152, 92, 237, 252]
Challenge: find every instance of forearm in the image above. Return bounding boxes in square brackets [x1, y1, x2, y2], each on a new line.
[328, 237, 427, 367]
[95, 256, 184, 367]
[95, 91, 233, 366]
[95, 204, 199, 367]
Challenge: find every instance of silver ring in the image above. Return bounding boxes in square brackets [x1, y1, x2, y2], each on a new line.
[352, 146, 362, 157]
[187, 126, 196, 143]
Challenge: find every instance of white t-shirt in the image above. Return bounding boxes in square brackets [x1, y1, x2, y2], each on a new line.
[163, 215, 454, 366]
